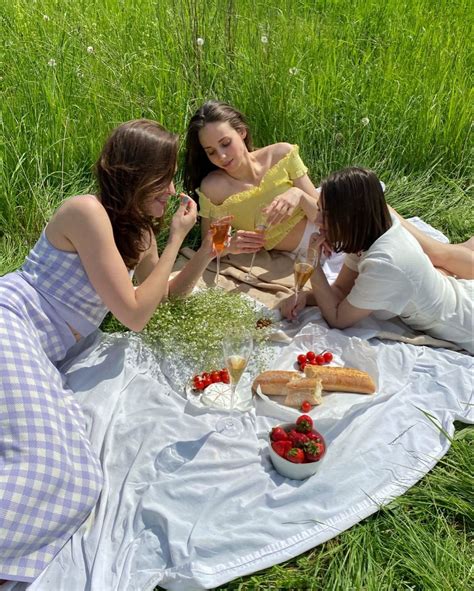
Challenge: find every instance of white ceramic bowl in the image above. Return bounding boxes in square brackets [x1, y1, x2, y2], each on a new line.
[268, 422, 325, 480]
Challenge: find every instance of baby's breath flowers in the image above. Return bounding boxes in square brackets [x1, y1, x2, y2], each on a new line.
[144, 289, 272, 375]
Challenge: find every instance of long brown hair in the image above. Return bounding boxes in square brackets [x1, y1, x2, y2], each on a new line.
[183, 100, 253, 198]
[95, 119, 179, 268]
[321, 167, 392, 253]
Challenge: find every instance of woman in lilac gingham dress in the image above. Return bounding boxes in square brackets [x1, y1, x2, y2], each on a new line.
[0, 120, 215, 584]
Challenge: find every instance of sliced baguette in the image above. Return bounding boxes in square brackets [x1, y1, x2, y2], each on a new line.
[303, 365, 376, 394]
[252, 370, 300, 396]
[283, 377, 323, 408]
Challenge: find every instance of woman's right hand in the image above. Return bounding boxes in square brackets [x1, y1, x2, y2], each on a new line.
[169, 194, 198, 241]
[227, 229, 266, 255]
[280, 291, 308, 321]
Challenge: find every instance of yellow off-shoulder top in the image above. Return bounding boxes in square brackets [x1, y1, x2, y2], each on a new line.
[196, 144, 308, 250]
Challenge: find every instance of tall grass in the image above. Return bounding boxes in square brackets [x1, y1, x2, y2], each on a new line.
[1, 1, 473, 589]
[2, 0, 472, 254]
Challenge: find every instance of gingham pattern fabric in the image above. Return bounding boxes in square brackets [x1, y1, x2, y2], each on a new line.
[20, 230, 108, 333]
[0, 271, 103, 583]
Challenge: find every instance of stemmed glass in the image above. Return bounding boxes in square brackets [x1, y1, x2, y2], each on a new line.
[210, 211, 231, 286]
[244, 207, 269, 282]
[293, 246, 318, 307]
[215, 331, 253, 437]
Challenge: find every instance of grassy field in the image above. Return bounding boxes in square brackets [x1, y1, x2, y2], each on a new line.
[2, 0, 473, 589]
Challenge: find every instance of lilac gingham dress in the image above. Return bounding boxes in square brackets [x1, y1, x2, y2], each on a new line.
[0, 229, 108, 583]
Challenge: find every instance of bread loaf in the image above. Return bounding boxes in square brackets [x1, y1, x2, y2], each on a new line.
[252, 370, 300, 396]
[283, 377, 323, 408]
[303, 365, 376, 394]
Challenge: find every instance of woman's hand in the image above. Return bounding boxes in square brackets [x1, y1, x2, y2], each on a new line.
[227, 229, 266, 255]
[309, 230, 332, 260]
[198, 229, 217, 260]
[169, 194, 197, 241]
[280, 291, 308, 321]
[263, 187, 301, 226]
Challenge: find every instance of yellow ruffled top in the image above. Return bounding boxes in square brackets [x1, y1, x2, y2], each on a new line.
[196, 144, 308, 249]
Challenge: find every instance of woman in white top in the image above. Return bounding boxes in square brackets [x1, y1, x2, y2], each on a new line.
[282, 167, 473, 353]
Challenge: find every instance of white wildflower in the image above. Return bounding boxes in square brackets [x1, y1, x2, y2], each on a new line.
[261, 35, 268, 44]
[47, 58, 56, 67]
[76, 68, 84, 78]
[361, 117, 370, 126]
[335, 132, 344, 143]
[289, 67, 299, 75]
[196, 37, 204, 46]
[43, 14, 50, 21]
[87, 46, 94, 53]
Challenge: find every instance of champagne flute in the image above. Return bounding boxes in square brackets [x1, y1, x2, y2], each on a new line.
[216, 331, 253, 437]
[244, 207, 269, 282]
[293, 246, 318, 307]
[210, 211, 231, 287]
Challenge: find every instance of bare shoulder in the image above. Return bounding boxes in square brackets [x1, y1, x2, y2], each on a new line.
[54, 194, 107, 224]
[200, 171, 233, 204]
[254, 142, 293, 168]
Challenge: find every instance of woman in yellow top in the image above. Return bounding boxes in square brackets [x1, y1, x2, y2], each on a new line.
[183, 100, 321, 255]
[184, 100, 474, 279]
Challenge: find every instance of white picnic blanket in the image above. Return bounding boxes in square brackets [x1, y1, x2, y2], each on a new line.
[7, 218, 473, 591]
[7, 316, 472, 591]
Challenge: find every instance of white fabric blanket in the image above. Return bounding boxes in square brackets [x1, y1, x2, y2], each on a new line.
[8, 318, 473, 591]
[8, 218, 473, 591]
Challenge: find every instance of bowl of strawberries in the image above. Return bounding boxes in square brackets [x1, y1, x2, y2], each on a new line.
[268, 414, 326, 480]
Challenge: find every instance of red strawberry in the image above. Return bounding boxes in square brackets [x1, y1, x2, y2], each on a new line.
[271, 440, 292, 458]
[286, 447, 305, 463]
[304, 440, 325, 462]
[287, 429, 309, 448]
[296, 414, 313, 433]
[307, 430, 323, 443]
[270, 426, 289, 442]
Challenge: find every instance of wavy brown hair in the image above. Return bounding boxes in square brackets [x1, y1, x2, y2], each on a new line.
[183, 100, 253, 199]
[321, 167, 392, 254]
[95, 119, 179, 269]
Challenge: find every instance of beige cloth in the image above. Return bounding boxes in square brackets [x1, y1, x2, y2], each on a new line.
[176, 247, 303, 309]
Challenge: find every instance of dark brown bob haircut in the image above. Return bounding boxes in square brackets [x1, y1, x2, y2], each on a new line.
[183, 100, 253, 197]
[320, 167, 392, 254]
[95, 119, 179, 269]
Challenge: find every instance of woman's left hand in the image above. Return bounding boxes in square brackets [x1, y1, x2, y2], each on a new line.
[198, 230, 218, 260]
[263, 188, 301, 226]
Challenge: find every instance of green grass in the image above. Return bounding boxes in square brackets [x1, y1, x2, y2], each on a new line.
[1, 1, 473, 589]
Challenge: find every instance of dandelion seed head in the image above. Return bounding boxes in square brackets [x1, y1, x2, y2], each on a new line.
[289, 67, 299, 75]
[361, 117, 370, 127]
[196, 37, 204, 46]
[87, 46, 94, 53]
[261, 35, 268, 44]
[48, 58, 56, 67]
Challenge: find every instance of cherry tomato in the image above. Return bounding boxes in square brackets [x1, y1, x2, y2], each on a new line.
[202, 376, 212, 388]
[210, 371, 221, 383]
[193, 377, 205, 391]
[315, 354, 325, 365]
[301, 400, 312, 412]
[201, 372, 210, 381]
[309, 358, 318, 365]
[299, 361, 307, 372]
[323, 351, 333, 363]
[219, 369, 230, 384]
[297, 354, 307, 365]
[306, 351, 316, 362]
